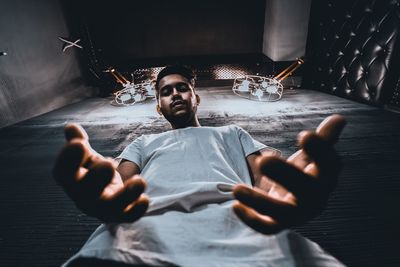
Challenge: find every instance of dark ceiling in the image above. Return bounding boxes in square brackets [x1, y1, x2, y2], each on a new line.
[62, 0, 266, 69]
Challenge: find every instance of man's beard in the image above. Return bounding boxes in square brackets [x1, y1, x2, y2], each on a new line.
[164, 107, 197, 128]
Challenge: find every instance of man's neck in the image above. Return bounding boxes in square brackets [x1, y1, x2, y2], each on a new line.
[171, 116, 201, 129]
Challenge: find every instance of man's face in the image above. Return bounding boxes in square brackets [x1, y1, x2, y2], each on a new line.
[157, 74, 198, 126]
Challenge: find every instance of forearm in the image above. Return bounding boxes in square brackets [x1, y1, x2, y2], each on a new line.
[117, 159, 141, 183]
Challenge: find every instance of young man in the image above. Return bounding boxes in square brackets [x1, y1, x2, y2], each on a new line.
[54, 65, 346, 266]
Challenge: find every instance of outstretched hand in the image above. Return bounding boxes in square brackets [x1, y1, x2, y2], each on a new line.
[53, 124, 149, 223]
[233, 114, 346, 234]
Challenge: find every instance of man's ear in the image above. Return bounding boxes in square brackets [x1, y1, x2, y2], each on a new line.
[195, 95, 200, 106]
[190, 78, 196, 88]
[156, 105, 163, 115]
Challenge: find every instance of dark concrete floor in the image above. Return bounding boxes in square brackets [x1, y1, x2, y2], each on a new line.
[0, 87, 399, 266]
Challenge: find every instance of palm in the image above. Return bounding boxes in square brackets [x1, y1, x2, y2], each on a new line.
[101, 172, 124, 197]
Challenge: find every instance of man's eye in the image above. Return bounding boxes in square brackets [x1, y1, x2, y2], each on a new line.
[160, 87, 171, 96]
[176, 83, 189, 92]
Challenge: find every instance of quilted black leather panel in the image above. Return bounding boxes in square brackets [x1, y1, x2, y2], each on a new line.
[304, 0, 400, 106]
[389, 77, 400, 107]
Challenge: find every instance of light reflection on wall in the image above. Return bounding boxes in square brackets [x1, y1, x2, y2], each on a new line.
[212, 65, 248, 79]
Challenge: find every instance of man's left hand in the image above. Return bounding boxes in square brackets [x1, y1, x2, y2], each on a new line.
[233, 114, 346, 234]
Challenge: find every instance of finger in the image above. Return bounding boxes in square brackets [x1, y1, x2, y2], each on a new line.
[63, 132, 104, 169]
[288, 115, 346, 168]
[82, 150, 105, 169]
[98, 195, 149, 223]
[76, 161, 115, 200]
[105, 157, 119, 169]
[287, 148, 309, 169]
[120, 195, 149, 222]
[103, 176, 147, 212]
[64, 124, 105, 170]
[53, 140, 85, 186]
[300, 132, 341, 188]
[233, 184, 296, 221]
[257, 156, 317, 197]
[303, 162, 318, 177]
[287, 130, 313, 169]
[233, 201, 282, 235]
[66, 138, 101, 170]
[64, 123, 89, 141]
[301, 132, 340, 171]
[316, 114, 346, 144]
[82, 176, 147, 222]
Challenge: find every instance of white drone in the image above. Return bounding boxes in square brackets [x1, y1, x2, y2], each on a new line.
[104, 68, 156, 106]
[232, 58, 304, 102]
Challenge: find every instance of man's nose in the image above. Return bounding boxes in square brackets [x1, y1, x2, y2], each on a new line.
[171, 87, 180, 96]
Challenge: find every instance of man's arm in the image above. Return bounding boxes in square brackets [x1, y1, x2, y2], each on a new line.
[117, 159, 141, 183]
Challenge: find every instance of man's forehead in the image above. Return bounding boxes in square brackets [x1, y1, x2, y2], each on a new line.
[158, 74, 190, 88]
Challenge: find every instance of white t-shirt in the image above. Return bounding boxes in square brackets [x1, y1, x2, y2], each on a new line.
[63, 125, 344, 267]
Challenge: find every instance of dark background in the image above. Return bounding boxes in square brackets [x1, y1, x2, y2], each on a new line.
[1, 0, 400, 266]
[62, 0, 266, 65]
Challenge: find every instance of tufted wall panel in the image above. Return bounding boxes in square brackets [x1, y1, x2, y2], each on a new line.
[389, 75, 400, 107]
[303, 0, 400, 106]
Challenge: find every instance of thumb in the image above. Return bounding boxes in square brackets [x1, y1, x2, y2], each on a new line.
[64, 123, 104, 167]
[315, 114, 346, 144]
[289, 114, 346, 165]
[64, 123, 89, 142]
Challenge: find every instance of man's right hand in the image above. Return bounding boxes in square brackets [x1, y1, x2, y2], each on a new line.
[53, 124, 149, 223]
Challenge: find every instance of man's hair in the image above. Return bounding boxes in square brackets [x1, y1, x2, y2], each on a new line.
[155, 65, 196, 91]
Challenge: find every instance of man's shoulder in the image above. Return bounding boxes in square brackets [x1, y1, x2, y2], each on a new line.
[126, 131, 167, 145]
[131, 125, 243, 142]
[137, 130, 170, 142]
[200, 124, 240, 131]
[185, 125, 241, 136]
[213, 124, 244, 134]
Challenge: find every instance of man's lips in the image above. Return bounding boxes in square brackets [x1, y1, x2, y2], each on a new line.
[171, 100, 186, 108]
